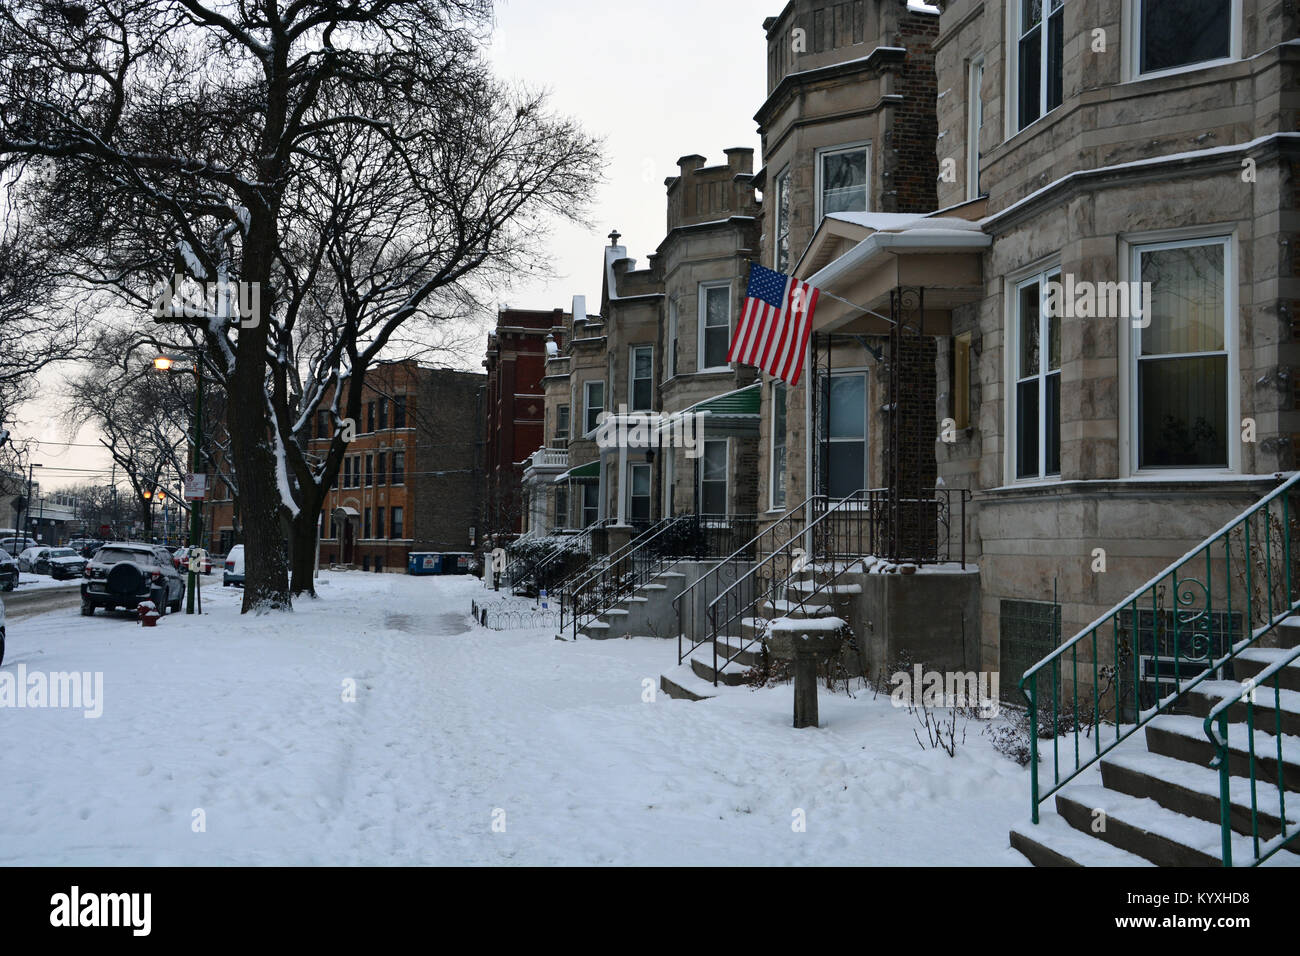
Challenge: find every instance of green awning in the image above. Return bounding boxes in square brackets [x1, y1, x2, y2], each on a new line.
[555, 459, 599, 483]
[682, 382, 761, 417]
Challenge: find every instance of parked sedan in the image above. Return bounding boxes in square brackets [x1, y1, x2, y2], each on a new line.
[0, 548, 16, 592]
[18, 546, 85, 579]
[81, 542, 185, 616]
[222, 544, 245, 587]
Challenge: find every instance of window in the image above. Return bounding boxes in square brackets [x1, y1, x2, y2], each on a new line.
[817, 144, 869, 222]
[317, 410, 330, 439]
[1013, 270, 1061, 480]
[555, 486, 568, 528]
[771, 382, 788, 509]
[629, 463, 651, 525]
[699, 283, 731, 371]
[391, 451, 405, 485]
[667, 302, 678, 379]
[584, 380, 604, 435]
[967, 58, 985, 199]
[1135, 0, 1232, 75]
[952, 333, 972, 431]
[394, 395, 407, 429]
[365, 454, 373, 487]
[376, 507, 384, 541]
[363, 507, 371, 539]
[582, 483, 600, 528]
[1016, 0, 1064, 130]
[663, 450, 675, 516]
[630, 346, 653, 411]
[818, 372, 868, 498]
[775, 166, 792, 271]
[555, 404, 570, 442]
[343, 457, 352, 489]
[366, 402, 375, 433]
[390, 506, 403, 539]
[376, 452, 386, 486]
[700, 440, 728, 515]
[378, 397, 388, 430]
[1132, 236, 1230, 469]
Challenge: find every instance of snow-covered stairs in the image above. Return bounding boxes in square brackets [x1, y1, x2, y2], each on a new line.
[662, 562, 862, 700]
[573, 572, 685, 640]
[1011, 621, 1300, 866]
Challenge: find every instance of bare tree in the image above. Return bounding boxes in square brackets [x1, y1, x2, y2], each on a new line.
[1, 0, 600, 611]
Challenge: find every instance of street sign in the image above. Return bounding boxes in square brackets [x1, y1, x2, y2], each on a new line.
[183, 473, 207, 500]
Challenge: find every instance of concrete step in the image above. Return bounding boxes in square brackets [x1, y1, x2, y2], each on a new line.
[762, 599, 837, 619]
[601, 608, 630, 619]
[714, 635, 764, 669]
[1056, 784, 1300, 867]
[1272, 618, 1300, 649]
[1233, 647, 1300, 693]
[1102, 749, 1298, 842]
[1186, 680, 1300, 738]
[1009, 810, 1154, 867]
[660, 670, 715, 701]
[1145, 714, 1300, 784]
[689, 646, 751, 687]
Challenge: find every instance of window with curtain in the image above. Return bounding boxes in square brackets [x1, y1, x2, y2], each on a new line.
[582, 483, 599, 527]
[391, 451, 405, 485]
[1134, 238, 1229, 469]
[555, 405, 569, 442]
[630, 346, 653, 411]
[819, 145, 868, 220]
[584, 380, 604, 434]
[629, 463, 651, 525]
[700, 284, 731, 370]
[818, 372, 868, 498]
[390, 506, 403, 539]
[1014, 270, 1061, 479]
[700, 440, 727, 515]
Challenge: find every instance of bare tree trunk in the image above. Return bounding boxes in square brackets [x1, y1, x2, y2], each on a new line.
[288, 485, 322, 598]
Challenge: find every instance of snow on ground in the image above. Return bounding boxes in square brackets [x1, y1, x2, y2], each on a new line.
[0, 572, 1031, 865]
[9, 575, 82, 592]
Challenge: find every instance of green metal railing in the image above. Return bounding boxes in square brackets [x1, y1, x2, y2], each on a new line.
[1203, 642, 1300, 866]
[1020, 472, 1300, 832]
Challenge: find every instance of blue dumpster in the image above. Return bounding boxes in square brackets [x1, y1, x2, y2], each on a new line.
[408, 552, 442, 575]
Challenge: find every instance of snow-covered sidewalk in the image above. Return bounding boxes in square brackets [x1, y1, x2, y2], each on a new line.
[0, 572, 1030, 865]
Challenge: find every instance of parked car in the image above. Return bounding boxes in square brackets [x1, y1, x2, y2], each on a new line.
[222, 545, 245, 587]
[0, 548, 16, 591]
[81, 542, 185, 616]
[18, 546, 85, 579]
[172, 546, 213, 575]
[0, 535, 37, 555]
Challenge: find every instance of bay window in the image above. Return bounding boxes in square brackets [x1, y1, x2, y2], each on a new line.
[630, 346, 653, 411]
[1016, 0, 1064, 130]
[1135, 0, 1232, 76]
[584, 380, 604, 435]
[817, 144, 869, 222]
[699, 283, 731, 371]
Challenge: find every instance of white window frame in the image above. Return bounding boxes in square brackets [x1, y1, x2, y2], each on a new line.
[555, 404, 569, 442]
[1007, 265, 1062, 483]
[817, 368, 870, 499]
[1121, 230, 1237, 475]
[1125, 0, 1239, 82]
[774, 165, 792, 271]
[1009, 0, 1065, 135]
[629, 345, 654, 411]
[814, 142, 870, 225]
[699, 438, 729, 517]
[770, 381, 788, 511]
[628, 462, 652, 525]
[966, 56, 985, 201]
[583, 379, 605, 436]
[582, 482, 600, 528]
[697, 281, 732, 373]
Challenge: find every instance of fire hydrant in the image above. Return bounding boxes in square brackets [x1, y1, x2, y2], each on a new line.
[137, 601, 160, 627]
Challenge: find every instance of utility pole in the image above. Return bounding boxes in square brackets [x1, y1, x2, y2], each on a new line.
[185, 361, 204, 614]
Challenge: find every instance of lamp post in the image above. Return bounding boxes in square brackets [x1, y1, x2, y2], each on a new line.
[152, 354, 203, 614]
[19, 461, 42, 553]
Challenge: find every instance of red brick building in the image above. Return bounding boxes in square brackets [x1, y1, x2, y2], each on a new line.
[482, 307, 567, 542]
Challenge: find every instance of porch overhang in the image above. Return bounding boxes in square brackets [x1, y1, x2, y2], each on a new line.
[800, 216, 991, 337]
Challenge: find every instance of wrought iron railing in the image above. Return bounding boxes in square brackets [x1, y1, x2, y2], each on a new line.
[1204, 642, 1300, 866]
[701, 490, 878, 684]
[556, 515, 677, 634]
[1020, 472, 1300, 848]
[566, 513, 758, 641]
[502, 523, 599, 597]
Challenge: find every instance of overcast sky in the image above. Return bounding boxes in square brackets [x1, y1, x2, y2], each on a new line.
[23, 0, 777, 492]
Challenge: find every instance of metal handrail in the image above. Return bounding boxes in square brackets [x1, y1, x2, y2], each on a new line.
[1019, 470, 1300, 830]
[1203, 642, 1300, 866]
[703, 489, 874, 684]
[556, 515, 676, 632]
[673, 493, 821, 666]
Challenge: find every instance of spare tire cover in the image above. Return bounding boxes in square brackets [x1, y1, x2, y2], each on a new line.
[106, 561, 144, 596]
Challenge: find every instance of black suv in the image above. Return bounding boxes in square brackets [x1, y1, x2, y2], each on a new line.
[81, 543, 185, 616]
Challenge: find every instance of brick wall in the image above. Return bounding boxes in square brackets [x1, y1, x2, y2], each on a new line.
[884, 9, 939, 213]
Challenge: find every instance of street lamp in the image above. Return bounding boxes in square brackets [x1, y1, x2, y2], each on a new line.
[151, 353, 204, 614]
[19, 461, 42, 554]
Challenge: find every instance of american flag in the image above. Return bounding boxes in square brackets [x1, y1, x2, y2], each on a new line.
[727, 263, 819, 386]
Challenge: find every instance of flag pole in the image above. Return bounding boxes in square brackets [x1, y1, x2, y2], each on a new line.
[814, 288, 898, 327]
